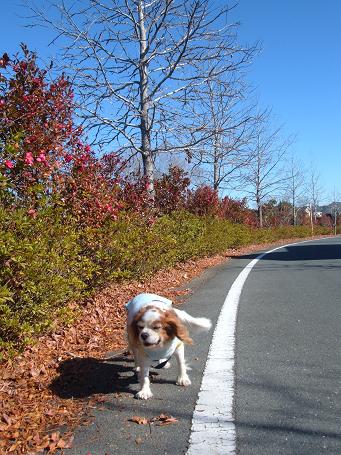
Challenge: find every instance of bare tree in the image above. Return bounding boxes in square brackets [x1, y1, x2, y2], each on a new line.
[241, 117, 292, 227]
[305, 164, 324, 228]
[189, 78, 262, 191]
[28, 0, 256, 198]
[330, 187, 340, 235]
[284, 154, 306, 225]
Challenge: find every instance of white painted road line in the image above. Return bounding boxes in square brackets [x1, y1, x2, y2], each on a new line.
[186, 241, 309, 455]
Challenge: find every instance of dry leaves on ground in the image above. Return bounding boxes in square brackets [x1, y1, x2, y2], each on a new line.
[0, 252, 229, 454]
[129, 414, 178, 427]
[0, 236, 325, 454]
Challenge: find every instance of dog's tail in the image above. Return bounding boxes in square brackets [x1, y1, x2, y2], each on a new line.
[173, 308, 212, 332]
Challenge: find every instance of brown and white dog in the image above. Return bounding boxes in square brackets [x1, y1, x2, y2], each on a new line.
[126, 293, 212, 399]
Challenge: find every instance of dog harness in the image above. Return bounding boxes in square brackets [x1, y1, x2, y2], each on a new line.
[153, 339, 183, 369]
[125, 293, 173, 324]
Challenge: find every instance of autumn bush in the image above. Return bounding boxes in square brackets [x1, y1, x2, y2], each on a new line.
[154, 166, 190, 214]
[218, 196, 258, 226]
[0, 45, 81, 208]
[0, 45, 123, 227]
[186, 185, 220, 217]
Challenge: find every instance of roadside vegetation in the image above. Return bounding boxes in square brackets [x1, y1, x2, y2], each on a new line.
[0, 47, 336, 357]
[1, 3, 340, 453]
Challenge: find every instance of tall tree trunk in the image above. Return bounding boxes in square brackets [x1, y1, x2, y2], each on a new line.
[138, 0, 154, 200]
[142, 152, 154, 195]
[258, 204, 263, 228]
[213, 145, 219, 191]
[256, 195, 263, 228]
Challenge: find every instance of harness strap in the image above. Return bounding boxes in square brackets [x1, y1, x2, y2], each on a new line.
[153, 358, 171, 369]
[152, 341, 182, 369]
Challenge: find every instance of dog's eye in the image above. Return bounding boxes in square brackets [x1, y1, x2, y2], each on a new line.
[153, 325, 161, 330]
[137, 323, 144, 330]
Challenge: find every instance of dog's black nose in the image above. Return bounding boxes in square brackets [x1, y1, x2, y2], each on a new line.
[141, 332, 149, 341]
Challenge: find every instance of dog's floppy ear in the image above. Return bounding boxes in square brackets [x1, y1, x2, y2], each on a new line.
[129, 309, 144, 343]
[163, 310, 193, 344]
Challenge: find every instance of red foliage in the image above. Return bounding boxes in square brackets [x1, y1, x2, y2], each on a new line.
[120, 173, 153, 215]
[0, 45, 82, 207]
[316, 214, 333, 228]
[219, 196, 258, 226]
[154, 166, 190, 214]
[262, 200, 292, 227]
[186, 185, 220, 217]
[61, 151, 123, 226]
[0, 45, 125, 225]
[1, 46, 291, 229]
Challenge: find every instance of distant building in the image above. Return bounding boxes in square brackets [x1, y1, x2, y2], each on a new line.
[304, 206, 322, 220]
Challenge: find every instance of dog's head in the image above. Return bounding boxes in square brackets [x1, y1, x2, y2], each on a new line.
[131, 305, 192, 348]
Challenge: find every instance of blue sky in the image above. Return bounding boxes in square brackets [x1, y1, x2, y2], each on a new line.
[229, 0, 341, 203]
[1, 0, 340, 203]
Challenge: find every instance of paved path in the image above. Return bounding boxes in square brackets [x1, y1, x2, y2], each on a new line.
[53, 237, 341, 454]
[235, 237, 341, 454]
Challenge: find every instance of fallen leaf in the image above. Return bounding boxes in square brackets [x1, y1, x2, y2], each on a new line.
[64, 435, 74, 449]
[2, 414, 11, 425]
[50, 431, 60, 441]
[47, 441, 57, 451]
[129, 415, 149, 425]
[151, 414, 178, 426]
[29, 368, 41, 378]
[135, 436, 143, 445]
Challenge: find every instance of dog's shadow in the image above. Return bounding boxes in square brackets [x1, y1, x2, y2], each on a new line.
[50, 352, 178, 400]
[50, 353, 139, 399]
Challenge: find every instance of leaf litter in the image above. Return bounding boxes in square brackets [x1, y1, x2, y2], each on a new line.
[0, 238, 320, 454]
[129, 414, 178, 426]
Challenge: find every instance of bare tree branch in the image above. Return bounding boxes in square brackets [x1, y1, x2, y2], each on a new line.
[240, 113, 294, 227]
[26, 0, 257, 198]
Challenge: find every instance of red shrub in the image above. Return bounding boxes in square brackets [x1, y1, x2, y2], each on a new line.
[219, 196, 258, 226]
[0, 45, 83, 207]
[61, 151, 123, 226]
[120, 173, 153, 215]
[0, 46, 126, 226]
[186, 185, 220, 217]
[154, 166, 190, 214]
[262, 200, 293, 227]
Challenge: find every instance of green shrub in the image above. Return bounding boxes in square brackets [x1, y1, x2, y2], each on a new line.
[0, 207, 332, 357]
[0, 208, 95, 354]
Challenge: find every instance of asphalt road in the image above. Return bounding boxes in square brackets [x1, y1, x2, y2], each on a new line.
[53, 237, 341, 454]
[235, 237, 341, 454]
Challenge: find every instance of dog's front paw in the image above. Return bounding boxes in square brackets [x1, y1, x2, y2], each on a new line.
[136, 389, 153, 400]
[176, 375, 191, 387]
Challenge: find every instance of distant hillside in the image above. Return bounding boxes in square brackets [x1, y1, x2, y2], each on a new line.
[318, 202, 341, 214]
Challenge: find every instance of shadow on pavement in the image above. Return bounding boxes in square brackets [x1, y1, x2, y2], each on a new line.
[50, 353, 176, 400]
[50, 354, 137, 399]
[235, 242, 341, 262]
